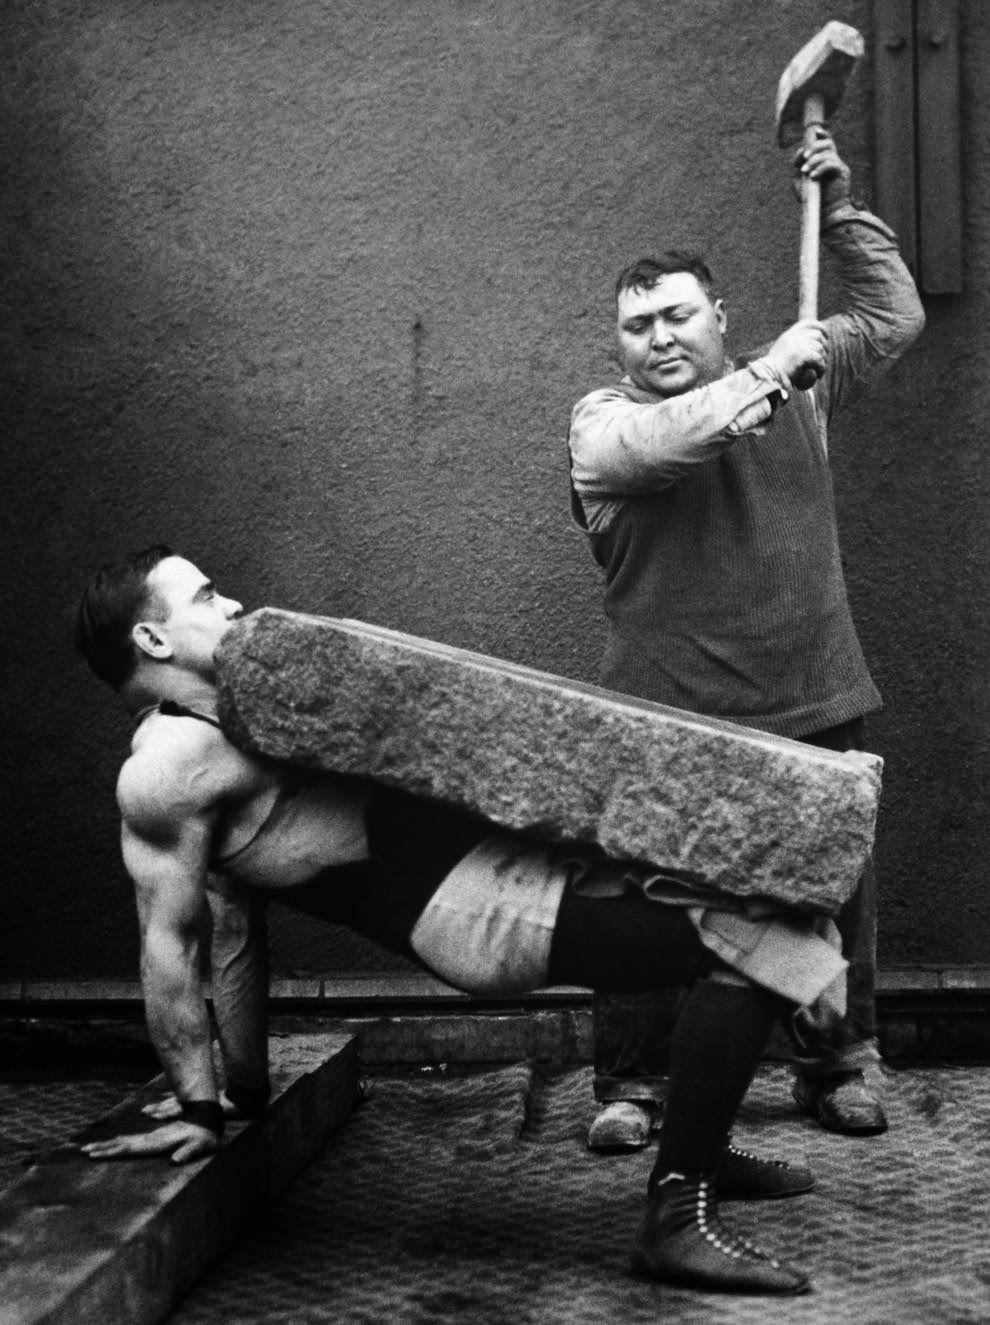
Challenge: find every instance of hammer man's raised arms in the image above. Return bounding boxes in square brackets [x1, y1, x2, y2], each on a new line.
[569, 133, 922, 503]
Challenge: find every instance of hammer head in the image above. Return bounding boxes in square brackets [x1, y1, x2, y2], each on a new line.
[776, 21, 864, 146]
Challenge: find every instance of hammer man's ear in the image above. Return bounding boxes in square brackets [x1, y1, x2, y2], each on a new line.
[132, 621, 172, 661]
[714, 298, 727, 333]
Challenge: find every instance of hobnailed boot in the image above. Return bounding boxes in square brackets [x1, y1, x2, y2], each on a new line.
[793, 1070, 888, 1135]
[587, 1100, 656, 1151]
[717, 1139, 814, 1200]
[630, 1173, 810, 1295]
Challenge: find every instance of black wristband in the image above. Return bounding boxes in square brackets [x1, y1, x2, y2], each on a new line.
[180, 1099, 225, 1135]
[224, 1080, 270, 1118]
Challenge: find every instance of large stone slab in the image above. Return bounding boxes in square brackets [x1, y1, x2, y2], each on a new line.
[215, 609, 883, 914]
[0, 1033, 359, 1325]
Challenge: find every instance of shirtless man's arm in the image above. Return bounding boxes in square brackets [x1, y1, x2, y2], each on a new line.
[136, 880, 272, 1130]
[207, 875, 271, 1116]
[82, 718, 271, 1163]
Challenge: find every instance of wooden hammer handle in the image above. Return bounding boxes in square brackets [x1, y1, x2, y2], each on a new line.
[798, 92, 824, 319]
[794, 92, 825, 388]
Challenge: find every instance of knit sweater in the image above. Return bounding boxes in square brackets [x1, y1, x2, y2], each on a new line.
[568, 202, 925, 738]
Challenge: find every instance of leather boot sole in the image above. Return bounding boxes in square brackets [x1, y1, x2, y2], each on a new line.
[630, 1237, 811, 1295]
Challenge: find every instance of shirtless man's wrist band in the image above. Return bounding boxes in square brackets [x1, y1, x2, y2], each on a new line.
[224, 1080, 270, 1117]
[180, 1100, 225, 1135]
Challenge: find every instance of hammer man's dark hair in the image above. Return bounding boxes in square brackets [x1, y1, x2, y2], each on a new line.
[75, 544, 175, 690]
[615, 251, 716, 303]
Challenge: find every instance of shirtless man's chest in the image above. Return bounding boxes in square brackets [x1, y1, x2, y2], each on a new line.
[121, 706, 370, 890]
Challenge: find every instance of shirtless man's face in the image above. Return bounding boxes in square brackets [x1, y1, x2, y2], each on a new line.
[135, 556, 243, 676]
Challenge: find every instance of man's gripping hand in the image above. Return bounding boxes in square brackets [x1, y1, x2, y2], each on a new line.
[764, 320, 829, 389]
[80, 1118, 220, 1164]
[793, 127, 852, 210]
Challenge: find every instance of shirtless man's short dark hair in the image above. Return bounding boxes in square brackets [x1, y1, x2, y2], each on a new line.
[75, 543, 174, 689]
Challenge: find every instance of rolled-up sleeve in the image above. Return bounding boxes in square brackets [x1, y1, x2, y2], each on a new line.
[820, 201, 926, 412]
[569, 360, 788, 499]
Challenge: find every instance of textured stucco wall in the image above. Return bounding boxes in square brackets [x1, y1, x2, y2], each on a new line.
[1, 0, 987, 979]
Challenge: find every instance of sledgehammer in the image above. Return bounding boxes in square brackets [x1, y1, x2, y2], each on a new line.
[776, 21, 864, 387]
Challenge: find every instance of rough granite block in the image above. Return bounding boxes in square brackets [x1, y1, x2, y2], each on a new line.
[215, 610, 883, 914]
[0, 1033, 359, 1325]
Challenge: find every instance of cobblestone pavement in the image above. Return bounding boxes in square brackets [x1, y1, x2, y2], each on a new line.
[5, 1060, 990, 1323]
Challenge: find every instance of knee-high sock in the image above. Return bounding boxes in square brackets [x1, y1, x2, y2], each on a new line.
[655, 974, 785, 1178]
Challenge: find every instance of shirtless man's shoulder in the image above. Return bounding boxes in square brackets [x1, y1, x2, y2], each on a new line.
[117, 710, 272, 837]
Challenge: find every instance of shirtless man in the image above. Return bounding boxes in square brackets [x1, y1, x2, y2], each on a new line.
[73, 544, 854, 1295]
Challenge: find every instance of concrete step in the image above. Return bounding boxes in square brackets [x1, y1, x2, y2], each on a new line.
[0, 1032, 359, 1325]
[11, 967, 990, 1065]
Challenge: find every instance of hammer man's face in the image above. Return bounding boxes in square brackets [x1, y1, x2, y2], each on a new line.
[616, 273, 727, 397]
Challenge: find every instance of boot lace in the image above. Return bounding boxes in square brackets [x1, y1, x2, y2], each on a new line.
[657, 1174, 782, 1265]
[725, 1141, 791, 1171]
